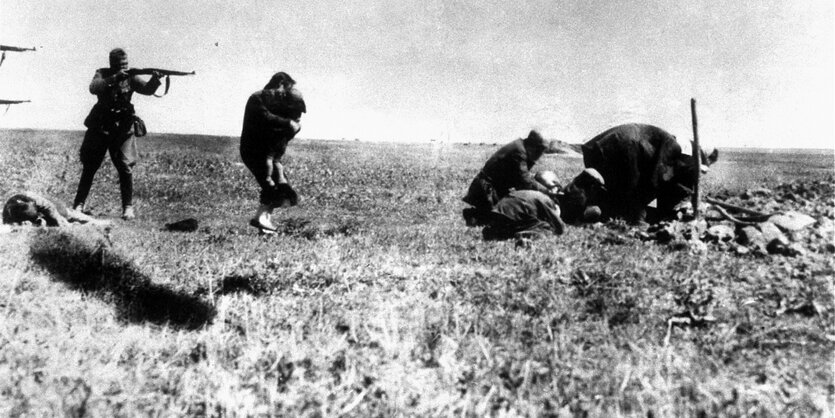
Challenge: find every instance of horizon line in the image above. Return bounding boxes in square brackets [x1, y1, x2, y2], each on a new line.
[1, 127, 832, 152]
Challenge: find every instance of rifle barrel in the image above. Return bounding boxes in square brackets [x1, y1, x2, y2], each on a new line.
[129, 68, 195, 76]
[0, 99, 31, 104]
[0, 45, 36, 52]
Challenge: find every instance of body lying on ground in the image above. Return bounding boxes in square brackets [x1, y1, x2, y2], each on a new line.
[580, 123, 718, 223]
[3, 192, 110, 226]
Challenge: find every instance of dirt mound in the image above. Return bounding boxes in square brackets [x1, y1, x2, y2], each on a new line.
[545, 140, 583, 157]
[634, 175, 834, 257]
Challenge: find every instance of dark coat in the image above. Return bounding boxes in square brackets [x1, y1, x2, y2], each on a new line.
[463, 138, 548, 210]
[581, 123, 715, 222]
[240, 87, 306, 160]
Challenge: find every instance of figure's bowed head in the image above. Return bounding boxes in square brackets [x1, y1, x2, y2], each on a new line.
[522, 130, 549, 162]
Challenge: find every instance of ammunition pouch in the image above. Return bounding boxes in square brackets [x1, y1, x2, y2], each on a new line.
[133, 116, 147, 137]
[83, 103, 135, 134]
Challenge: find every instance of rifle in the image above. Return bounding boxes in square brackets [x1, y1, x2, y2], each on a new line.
[0, 99, 30, 115]
[127, 68, 196, 97]
[127, 68, 195, 77]
[0, 45, 36, 68]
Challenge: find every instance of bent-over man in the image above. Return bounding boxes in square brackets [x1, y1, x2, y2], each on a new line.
[581, 123, 718, 223]
[463, 130, 555, 226]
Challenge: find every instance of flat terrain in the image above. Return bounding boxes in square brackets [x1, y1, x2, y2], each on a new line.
[0, 129, 832, 417]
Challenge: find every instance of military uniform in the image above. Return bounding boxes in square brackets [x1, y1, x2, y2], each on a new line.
[73, 67, 161, 211]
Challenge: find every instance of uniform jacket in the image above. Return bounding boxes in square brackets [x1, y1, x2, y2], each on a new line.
[84, 68, 161, 130]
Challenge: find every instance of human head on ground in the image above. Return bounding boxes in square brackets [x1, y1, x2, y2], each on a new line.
[522, 130, 548, 162]
[109, 48, 128, 71]
[2, 198, 38, 224]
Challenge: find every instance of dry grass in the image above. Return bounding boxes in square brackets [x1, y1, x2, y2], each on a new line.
[0, 129, 832, 417]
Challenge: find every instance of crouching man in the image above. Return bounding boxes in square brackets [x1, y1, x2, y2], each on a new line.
[3, 192, 110, 227]
[479, 170, 566, 242]
[555, 168, 607, 224]
[462, 130, 556, 226]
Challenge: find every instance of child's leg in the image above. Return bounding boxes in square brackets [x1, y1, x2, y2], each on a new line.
[264, 155, 276, 187]
[273, 161, 287, 184]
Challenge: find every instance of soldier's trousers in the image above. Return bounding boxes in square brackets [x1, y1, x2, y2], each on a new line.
[73, 128, 137, 209]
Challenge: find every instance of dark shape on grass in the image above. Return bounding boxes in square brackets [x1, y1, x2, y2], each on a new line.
[165, 218, 199, 232]
[29, 230, 215, 330]
[214, 274, 269, 296]
[581, 123, 718, 223]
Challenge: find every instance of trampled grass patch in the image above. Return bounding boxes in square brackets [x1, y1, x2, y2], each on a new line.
[0, 129, 832, 416]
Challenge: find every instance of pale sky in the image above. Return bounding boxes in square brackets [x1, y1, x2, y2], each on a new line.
[0, 0, 832, 148]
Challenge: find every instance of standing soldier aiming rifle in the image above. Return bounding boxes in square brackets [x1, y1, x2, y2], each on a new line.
[72, 48, 191, 220]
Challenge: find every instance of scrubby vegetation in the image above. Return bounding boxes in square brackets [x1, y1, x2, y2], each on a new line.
[0, 129, 832, 416]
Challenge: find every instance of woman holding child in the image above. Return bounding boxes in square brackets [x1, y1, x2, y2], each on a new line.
[240, 72, 306, 233]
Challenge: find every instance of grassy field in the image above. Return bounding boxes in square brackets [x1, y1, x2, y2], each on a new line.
[0, 129, 832, 417]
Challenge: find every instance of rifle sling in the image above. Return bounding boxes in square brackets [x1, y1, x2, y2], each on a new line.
[153, 76, 171, 98]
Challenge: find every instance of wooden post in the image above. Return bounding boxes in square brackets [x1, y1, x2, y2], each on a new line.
[690, 98, 701, 219]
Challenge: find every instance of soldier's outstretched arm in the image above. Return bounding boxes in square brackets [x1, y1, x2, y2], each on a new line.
[132, 72, 163, 96]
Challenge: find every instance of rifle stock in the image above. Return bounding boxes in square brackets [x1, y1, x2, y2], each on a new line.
[128, 68, 196, 76]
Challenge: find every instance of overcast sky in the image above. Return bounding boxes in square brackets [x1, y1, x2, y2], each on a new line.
[0, 0, 832, 148]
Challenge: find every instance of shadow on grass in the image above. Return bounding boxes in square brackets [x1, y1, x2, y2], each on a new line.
[29, 229, 216, 330]
[210, 274, 269, 296]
